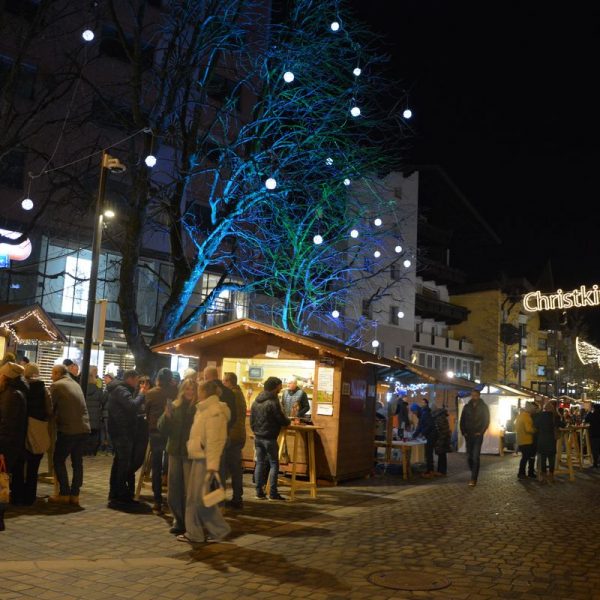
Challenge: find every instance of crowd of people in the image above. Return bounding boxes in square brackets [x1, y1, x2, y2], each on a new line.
[0, 354, 296, 541]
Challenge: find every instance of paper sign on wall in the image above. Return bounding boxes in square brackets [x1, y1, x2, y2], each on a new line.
[317, 404, 334, 416]
[265, 345, 280, 358]
[316, 366, 334, 406]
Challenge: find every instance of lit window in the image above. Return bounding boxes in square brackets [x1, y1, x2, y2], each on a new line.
[62, 256, 91, 315]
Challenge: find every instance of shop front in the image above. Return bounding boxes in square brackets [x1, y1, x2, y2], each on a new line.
[152, 318, 395, 483]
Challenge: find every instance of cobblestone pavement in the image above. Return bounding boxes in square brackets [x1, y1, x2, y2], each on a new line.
[2, 452, 600, 600]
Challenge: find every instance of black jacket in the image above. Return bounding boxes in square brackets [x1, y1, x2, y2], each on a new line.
[533, 411, 560, 454]
[86, 383, 104, 430]
[214, 380, 237, 431]
[585, 409, 600, 438]
[432, 407, 452, 454]
[106, 380, 142, 440]
[25, 379, 51, 421]
[250, 391, 290, 439]
[0, 380, 27, 468]
[460, 399, 490, 438]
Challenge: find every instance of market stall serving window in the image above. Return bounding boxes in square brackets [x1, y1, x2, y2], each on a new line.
[221, 357, 315, 412]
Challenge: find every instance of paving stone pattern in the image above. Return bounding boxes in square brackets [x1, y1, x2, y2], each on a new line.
[1, 453, 600, 599]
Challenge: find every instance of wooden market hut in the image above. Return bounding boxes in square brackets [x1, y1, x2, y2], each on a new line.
[0, 303, 66, 358]
[152, 318, 407, 483]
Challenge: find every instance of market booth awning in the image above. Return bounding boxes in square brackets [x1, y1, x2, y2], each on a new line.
[0, 303, 66, 343]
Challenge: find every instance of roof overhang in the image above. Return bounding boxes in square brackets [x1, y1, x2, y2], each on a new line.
[0, 303, 67, 343]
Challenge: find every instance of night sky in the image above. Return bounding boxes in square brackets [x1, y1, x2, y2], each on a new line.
[351, 1, 600, 337]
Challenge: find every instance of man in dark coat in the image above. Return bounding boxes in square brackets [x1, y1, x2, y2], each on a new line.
[106, 370, 142, 508]
[0, 362, 27, 530]
[459, 390, 490, 486]
[250, 376, 290, 500]
[585, 403, 600, 468]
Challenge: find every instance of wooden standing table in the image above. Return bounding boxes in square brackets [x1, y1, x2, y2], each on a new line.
[373, 438, 426, 480]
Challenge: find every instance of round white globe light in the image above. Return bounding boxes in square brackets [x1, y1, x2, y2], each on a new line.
[350, 229, 359, 238]
[353, 67, 362, 77]
[326, 157, 333, 166]
[374, 218, 382, 227]
[403, 108, 413, 119]
[403, 259, 411, 268]
[397, 311, 405, 319]
[144, 154, 157, 167]
[104, 209, 115, 218]
[350, 106, 361, 117]
[283, 71, 295, 83]
[21, 198, 34, 211]
[446, 370, 455, 379]
[330, 21, 340, 31]
[373, 250, 381, 258]
[394, 245, 403, 253]
[265, 177, 277, 190]
[82, 29, 95, 42]
[371, 340, 380, 348]
[313, 234, 323, 245]
[331, 310, 340, 319]
[343, 178, 351, 186]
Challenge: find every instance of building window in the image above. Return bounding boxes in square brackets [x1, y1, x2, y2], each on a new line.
[441, 356, 448, 371]
[62, 256, 91, 315]
[0, 55, 37, 99]
[390, 306, 399, 326]
[100, 25, 154, 69]
[537, 365, 546, 376]
[0, 150, 25, 189]
[426, 354, 433, 369]
[434, 355, 441, 370]
[390, 263, 401, 281]
[475, 362, 481, 378]
[538, 338, 547, 351]
[362, 299, 372, 319]
[418, 352, 425, 366]
[449, 357, 455, 370]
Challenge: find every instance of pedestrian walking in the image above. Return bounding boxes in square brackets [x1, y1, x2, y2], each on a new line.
[410, 400, 437, 477]
[584, 403, 600, 468]
[459, 390, 490, 487]
[534, 400, 561, 483]
[432, 404, 452, 475]
[250, 376, 290, 501]
[12, 363, 52, 505]
[157, 378, 196, 535]
[178, 380, 230, 544]
[84, 366, 103, 456]
[0, 362, 27, 531]
[145, 368, 176, 514]
[515, 403, 537, 479]
[106, 370, 142, 508]
[49, 365, 91, 506]
[128, 376, 150, 494]
[222, 372, 247, 509]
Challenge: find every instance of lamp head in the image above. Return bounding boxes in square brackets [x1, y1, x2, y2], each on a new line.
[104, 155, 127, 174]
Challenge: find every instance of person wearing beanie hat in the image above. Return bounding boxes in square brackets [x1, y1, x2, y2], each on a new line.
[410, 398, 437, 477]
[0, 362, 27, 531]
[12, 363, 53, 505]
[250, 376, 290, 500]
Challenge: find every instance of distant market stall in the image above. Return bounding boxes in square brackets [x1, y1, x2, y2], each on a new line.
[0, 303, 67, 358]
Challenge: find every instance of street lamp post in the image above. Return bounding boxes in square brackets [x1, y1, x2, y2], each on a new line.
[80, 151, 125, 390]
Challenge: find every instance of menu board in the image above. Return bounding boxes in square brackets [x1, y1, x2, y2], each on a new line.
[316, 366, 334, 415]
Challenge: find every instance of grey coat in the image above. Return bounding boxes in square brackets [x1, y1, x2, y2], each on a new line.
[50, 376, 91, 435]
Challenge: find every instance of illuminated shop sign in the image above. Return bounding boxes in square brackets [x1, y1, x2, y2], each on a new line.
[0, 228, 32, 262]
[523, 286, 600, 312]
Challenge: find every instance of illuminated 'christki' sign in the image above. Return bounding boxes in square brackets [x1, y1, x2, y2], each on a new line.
[523, 285, 600, 312]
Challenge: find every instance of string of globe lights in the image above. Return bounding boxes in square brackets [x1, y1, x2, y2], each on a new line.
[266, 12, 414, 352]
[18, 25, 158, 213]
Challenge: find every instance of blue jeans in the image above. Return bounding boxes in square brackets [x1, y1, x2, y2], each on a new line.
[54, 432, 88, 496]
[254, 437, 279, 497]
[465, 435, 483, 481]
[150, 432, 167, 504]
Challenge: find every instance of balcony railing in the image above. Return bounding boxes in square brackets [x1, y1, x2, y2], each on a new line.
[415, 293, 469, 325]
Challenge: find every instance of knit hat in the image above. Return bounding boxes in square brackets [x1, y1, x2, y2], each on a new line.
[0, 361, 25, 379]
[23, 362, 41, 378]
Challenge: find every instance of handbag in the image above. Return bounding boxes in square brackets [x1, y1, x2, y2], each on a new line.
[0, 454, 10, 505]
[26, 417, 51, 455]
[202, 471, 225, 507]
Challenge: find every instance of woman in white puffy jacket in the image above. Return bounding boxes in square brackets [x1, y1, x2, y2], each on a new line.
[177, 380, 231, 544]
